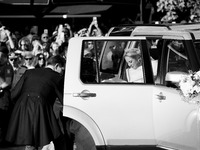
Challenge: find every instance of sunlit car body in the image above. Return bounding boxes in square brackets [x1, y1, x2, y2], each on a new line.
[63, 29, 200, 150]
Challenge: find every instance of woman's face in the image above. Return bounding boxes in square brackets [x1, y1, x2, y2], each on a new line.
[20, 40, 29, 51]
[125, 56, 137, 69]
[50, 43, 59, 55]
[87, 41, 94, 50]
[38, 55, 45, 66]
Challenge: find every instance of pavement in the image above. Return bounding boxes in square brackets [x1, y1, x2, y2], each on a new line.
[0, 142, 24, 150]
[0, 146, 24, 150]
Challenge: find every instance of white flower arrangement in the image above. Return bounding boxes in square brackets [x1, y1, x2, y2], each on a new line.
[178, 70, 200, 104]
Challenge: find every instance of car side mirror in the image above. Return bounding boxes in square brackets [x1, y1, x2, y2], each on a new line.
[165, 71, 188, 88]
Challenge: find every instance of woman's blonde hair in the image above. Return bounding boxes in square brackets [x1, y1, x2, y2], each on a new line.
[124, 47, 141, 59]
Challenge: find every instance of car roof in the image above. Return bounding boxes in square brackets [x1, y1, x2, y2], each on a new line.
[108, 23, 200, 34]
[169, 22, 200, 31]
[131, 30, 196, 40]
[168, 23, 200, 40]
[107, 24, 170, 36]
[107, 23, 200, 40]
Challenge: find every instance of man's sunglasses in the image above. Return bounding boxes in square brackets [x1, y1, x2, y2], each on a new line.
[9, 58, 16, 61]
[25, 58, 33, 61]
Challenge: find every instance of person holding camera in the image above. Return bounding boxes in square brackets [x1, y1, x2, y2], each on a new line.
[0, 25, 15, 52]
[87, 17, 103, 37]
[75, 17, 103, 37]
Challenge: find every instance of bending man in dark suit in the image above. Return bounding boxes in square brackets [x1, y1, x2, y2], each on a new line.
[5, 55, 66, 150]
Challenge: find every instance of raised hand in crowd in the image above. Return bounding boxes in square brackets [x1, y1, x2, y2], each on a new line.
[75, 17, 103, 37]
[0, 25, 15, 51]
[87, 17, 103, 37]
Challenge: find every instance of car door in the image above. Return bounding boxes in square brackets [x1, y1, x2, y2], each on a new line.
[153, 35, 200, 150]
[63, 37, 157, 146]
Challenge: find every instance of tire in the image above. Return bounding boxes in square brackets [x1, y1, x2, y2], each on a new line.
[69, 120, 96, 150]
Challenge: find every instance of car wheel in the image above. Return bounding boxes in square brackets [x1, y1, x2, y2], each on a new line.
[70, 120, 96, 150]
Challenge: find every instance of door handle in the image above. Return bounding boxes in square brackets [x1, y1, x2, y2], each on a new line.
[74, 93, 96, 97]
[73, 90, 96, 100]
[156, 92, 166, 101]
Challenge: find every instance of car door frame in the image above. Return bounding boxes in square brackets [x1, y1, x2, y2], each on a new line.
[153, 32, 200, 150]
[63, 36, 157, 148]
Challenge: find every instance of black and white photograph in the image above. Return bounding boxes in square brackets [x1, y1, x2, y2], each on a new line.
[0, 0, 200, 150]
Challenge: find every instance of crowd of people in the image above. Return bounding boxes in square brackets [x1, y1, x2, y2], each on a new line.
[0, 17, 105, 150]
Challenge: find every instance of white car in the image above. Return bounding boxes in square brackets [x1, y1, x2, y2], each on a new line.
[63, 30, 200, 150]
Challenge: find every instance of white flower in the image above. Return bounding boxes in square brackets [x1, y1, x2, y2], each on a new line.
[178, 70, 200, 103]
[196, 71, 200, 76]
[193, 85, 200, 93]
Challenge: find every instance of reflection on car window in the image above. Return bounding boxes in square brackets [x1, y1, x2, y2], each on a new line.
[83, 41, 95, 59]
[167, 40, 190, 73]
[100, 40, 127, 83]
[81, 41, 98, 83]
[101, 41, 125, 73]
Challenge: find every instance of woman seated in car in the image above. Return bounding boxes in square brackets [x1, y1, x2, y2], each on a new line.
[124, 47, 144, 83]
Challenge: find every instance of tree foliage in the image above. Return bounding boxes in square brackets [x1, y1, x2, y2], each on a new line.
[157, 0, 200, 23]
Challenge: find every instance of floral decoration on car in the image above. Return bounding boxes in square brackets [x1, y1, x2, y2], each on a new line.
[178, 70, 200, 104]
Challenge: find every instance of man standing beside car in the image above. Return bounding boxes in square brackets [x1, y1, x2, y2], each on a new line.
[5, 55, 66, 150]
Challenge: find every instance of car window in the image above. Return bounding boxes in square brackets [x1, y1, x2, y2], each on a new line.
[167, 40, 191, 73]
[164, 39, 192, 87]
[194, 41, 200, 59]
[80, 40, 148, 84]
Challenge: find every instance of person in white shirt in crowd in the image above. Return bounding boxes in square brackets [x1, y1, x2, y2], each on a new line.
[31, 37, 44, 56]
[0, 23, 15, 52]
